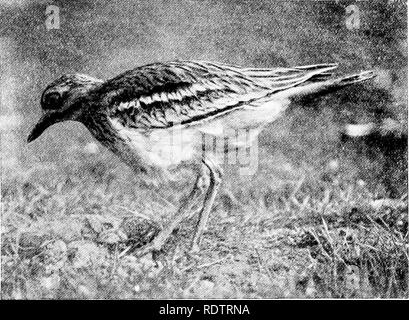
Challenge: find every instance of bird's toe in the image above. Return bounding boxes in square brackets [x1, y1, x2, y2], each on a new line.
[97, 228, 128, 244]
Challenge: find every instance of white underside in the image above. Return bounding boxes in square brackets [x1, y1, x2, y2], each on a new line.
[109, 98, 290, 169]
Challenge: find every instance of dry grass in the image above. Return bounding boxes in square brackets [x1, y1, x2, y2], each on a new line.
[1, 151, 408, 299]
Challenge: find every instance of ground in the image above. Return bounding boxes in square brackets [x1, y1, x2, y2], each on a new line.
[1, 142, 408, 299]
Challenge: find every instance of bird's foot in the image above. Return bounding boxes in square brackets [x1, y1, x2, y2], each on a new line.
[190, 231, 206, 254]
[85, 215, 128, 245]
[134, 236, 167, 257]
[190, 242, 201, 254]
[97, 228, 128, 244]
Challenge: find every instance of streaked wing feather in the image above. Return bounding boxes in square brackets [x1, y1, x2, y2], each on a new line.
[99, 61, 338, 129]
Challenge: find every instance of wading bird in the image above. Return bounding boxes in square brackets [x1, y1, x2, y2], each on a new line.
[27, 60, 374, 254]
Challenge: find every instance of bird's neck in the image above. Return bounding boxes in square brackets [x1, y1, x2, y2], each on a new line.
[73, 84, 105, 122]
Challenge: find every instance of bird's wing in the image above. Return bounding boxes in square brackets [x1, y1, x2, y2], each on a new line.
[98, 61, 338, 129]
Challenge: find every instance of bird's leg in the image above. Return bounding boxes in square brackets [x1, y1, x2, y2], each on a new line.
[136, 163, 210, 256]
[191, 158, 223, 253]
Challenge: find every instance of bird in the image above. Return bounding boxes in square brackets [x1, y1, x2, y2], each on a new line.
[27, 60, 375, 254]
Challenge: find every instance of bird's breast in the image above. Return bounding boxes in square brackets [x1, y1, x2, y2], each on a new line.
[109, 118, 201, 169]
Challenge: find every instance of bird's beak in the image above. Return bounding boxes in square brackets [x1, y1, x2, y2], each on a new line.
[27, 112, 56, 143]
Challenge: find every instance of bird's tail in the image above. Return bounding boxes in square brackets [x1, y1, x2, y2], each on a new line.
[281, 70, 376, 100]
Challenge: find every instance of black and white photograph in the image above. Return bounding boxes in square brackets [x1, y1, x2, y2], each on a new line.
[0, 0, 407, 305]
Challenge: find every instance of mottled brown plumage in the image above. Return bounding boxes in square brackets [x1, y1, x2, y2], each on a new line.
[95, 61, 340, 129]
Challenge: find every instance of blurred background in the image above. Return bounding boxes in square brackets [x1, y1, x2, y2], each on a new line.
[0, 0, 407, 197]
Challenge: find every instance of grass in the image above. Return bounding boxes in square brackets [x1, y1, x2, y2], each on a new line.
[1, 143, 408, 299]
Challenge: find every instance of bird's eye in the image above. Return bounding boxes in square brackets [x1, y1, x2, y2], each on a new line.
[43, 92, 62, 110]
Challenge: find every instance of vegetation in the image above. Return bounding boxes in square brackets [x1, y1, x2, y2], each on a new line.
[2, 148, 407, 299]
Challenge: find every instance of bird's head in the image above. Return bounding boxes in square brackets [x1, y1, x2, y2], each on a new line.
[27, 73, 103, 143]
